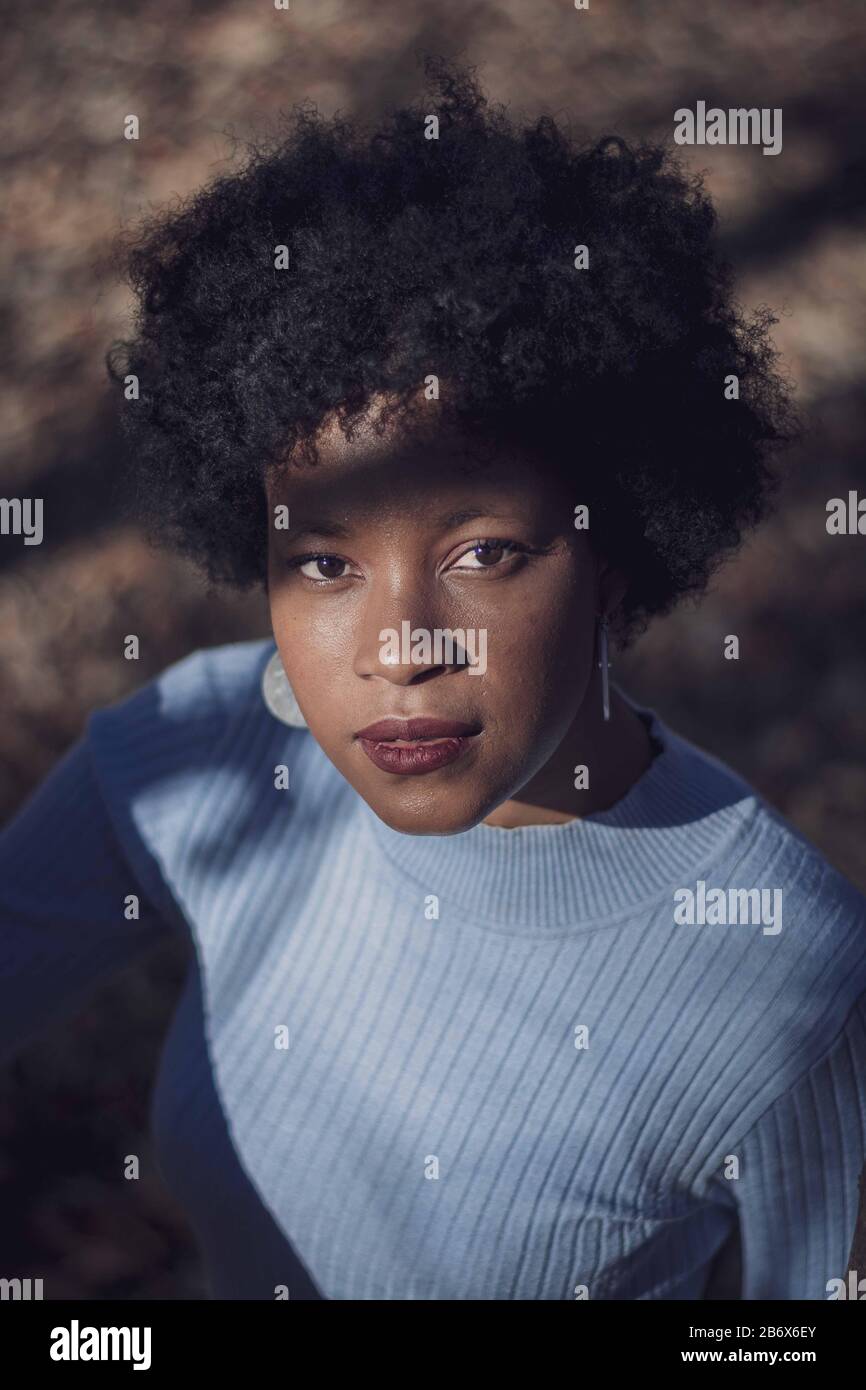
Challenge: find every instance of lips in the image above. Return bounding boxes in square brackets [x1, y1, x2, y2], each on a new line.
[354, 717, 482, 776]
[355, 718, 480, 741]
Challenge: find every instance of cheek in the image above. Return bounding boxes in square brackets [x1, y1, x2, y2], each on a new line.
[488, 566, 593, 680]
[267, 584, 337, 698]
[474, 579, 596, 743]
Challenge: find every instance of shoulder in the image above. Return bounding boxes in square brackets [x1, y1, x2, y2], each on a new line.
[85, 638, 284, 781]
[660, 717, 866, 941]
[91, 637, 276, 738]
[84, 636, 303, 833]
[731, 791, 866, 999]
[79, 638, 346, 917]
[645, 717, 866, 1170]
[661, 718, 866, 1075]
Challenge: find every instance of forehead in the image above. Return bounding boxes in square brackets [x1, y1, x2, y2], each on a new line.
[267, 398, 561, 517]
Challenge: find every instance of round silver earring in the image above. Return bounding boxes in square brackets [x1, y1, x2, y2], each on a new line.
[262, 650, 308, 728]
[597, 615, 611, 723]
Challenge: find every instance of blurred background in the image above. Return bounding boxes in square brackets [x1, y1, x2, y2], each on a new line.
[1, 0, 864, 1298]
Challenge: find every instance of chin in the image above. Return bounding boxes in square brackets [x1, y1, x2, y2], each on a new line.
[369, 791, 495, 837]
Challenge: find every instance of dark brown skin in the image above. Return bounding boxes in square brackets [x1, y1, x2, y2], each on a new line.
[265, 395, 653, 835]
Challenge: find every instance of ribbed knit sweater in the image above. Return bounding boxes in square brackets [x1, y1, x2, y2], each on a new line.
[2, 637, 866, 1300]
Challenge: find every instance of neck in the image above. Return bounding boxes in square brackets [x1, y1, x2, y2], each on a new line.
[482, 683, 655, 829]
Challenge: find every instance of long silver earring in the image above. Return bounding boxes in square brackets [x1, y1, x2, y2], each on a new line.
[262, 650, 308, 728]
[597, 615, 611, 723]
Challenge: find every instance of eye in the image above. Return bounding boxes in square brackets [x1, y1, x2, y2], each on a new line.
[289, 553, 354, 582]
[450, 539, 527, 571]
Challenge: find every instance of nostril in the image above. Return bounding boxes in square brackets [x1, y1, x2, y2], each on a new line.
[408, 666, 449, 684]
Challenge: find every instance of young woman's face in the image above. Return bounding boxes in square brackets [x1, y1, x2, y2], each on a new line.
[266, 404, 607, 834]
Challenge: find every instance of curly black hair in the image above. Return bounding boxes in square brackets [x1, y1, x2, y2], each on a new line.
[107, 56, 798, 643]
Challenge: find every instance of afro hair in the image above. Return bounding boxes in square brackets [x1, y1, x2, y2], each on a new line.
[107, 56, 798, 643]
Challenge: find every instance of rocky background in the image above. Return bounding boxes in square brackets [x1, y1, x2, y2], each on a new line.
[1, 0, 864, 1298]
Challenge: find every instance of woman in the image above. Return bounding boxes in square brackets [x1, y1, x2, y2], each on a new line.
[3, 60, 865, 1301]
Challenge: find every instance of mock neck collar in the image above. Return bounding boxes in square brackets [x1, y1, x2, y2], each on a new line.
[357, 695, 756, 935]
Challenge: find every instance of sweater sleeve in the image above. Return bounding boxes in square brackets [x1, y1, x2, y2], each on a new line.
[731, 988, 866, 1299]
[0, 730, 177, 1064]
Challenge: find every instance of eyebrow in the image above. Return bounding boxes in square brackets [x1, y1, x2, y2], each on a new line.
[287, 521, 351, 542]
[438, 508, 501, 528]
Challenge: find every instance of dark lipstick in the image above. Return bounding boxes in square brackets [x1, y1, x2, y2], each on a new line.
[355, 718, 481, 775]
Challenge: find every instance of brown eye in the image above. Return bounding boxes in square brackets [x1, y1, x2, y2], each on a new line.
[452, 540, 515, 570]
[473, 543, 504, 566]
[299, 555, 347, 580]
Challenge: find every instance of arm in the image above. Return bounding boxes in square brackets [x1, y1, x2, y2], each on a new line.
[730, 989, 866, 1300]
[0, 730, 176, 1064]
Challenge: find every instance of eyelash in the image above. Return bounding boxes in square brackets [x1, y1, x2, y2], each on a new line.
[285, 539, 535, 584]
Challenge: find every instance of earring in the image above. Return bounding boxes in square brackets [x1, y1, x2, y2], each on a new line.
[597, 615, 611, 723]
[262, 649, 308, 728]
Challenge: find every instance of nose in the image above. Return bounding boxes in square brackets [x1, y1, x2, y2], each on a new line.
[352, 584, 459, 688]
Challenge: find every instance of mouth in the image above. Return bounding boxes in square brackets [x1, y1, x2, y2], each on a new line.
[354, 717, 482, 776]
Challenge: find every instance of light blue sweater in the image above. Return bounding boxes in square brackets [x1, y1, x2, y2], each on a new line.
[2, 637, 866, 1300]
